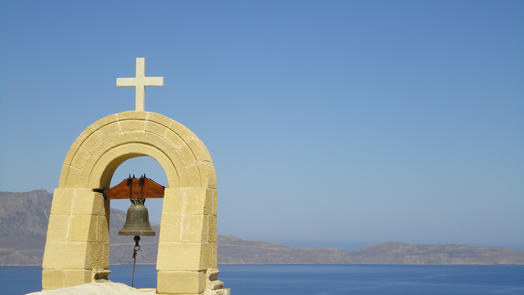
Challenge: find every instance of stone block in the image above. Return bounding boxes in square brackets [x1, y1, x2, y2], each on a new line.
[119, 110, 147, 121]
[63, 269, 91, 287]
[183, 188, 208, 214]
[157, 270, 206, 294]
[86, 241, 107, 269]
[42, 269, 64, 290]
[188, 138, 212, 163]
[205, 189, 217, 215]
[178, 165, 203, 187]
[157, 243, 202, 270]
[104, 198, 110, 216]
[43, 242, 88, 269]
[73, 125, 95, 148]
[118, 131, 155, 145]
[162, 188, 178, 216]
[63, 141, 80, 166]
[207, 280, 224, 290]
[159, 214, 182, 243]
[90, 129, 107, 143]
[206, 268, 219, 282]
[70, 215, 96, 241]
[58, 164, 71, 188]
[46, 214, 70, 242]
[93, 113, 119, 129]
[96, 215, 109, 242]
[103, 242, 110, 268]
[99, 121, 123, 138]
[205, 289, 231, 295]
[119, 119, 146, 133]
[91, 193, 107, 215]
[163, 129, 196, 161]
[201, 243, 217, 269]
[50, 188, 73, 215]
[168, 120, 195, 143]
[86, 149, 123, 188]
[70, 146, 90, 169]
[207, 215, 217, 242]
[181, 215, 206, 243]
[163, 188, 207, 216]
[65, 166, 83, 187]
[71, 189, 105, 215]
[143, 131, 170, 148]
[149, 112, 175, 129]
[145, 120, 168, 137]
[198, 161, 217, 189]
[81, 131, 105, 154]
[91, 268, 111, 280]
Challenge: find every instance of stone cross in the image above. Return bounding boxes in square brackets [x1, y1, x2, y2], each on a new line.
[117, 57, 164, 111]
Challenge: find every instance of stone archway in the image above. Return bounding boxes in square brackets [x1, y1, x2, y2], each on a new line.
[42, 111, 221, 294]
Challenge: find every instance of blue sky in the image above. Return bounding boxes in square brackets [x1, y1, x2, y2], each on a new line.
[1, 1, 523, 250]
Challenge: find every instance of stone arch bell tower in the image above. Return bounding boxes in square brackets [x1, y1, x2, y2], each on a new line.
[42, 58, 229, 295]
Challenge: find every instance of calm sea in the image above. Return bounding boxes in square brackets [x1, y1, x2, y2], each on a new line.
[1, 264, 523, 295]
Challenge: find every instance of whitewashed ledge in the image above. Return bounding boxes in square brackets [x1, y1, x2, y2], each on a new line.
[26, 281, 155, 295]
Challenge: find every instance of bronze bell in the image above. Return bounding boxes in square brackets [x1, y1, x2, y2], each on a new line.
[119, 199, 155, 236]
[116, 174, 155, 287]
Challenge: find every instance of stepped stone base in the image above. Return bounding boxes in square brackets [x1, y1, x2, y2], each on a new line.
[204, 289, 231, 295]
[27, 281, 230, 295]
[27, 281, 155, 295]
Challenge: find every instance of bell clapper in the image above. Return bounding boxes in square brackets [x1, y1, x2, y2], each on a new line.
[131, 235, 141, 287]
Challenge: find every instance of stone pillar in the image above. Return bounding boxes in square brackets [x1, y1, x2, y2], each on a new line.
[156, 187, 220, 295]
[42, 188, 109, 289]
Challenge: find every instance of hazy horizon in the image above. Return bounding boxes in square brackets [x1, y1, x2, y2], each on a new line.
[1, 1, 523, 252]
[3, 188, 524, 252]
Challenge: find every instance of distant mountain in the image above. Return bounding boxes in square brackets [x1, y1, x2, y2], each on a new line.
[1, 190, 524, 266]
[348, 241, 524, 265]
[0, 190, 52, 265]
[218, 235, 353, 264]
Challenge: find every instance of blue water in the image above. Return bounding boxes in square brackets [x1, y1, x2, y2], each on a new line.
[1, 265, 523, 295]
